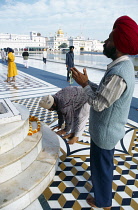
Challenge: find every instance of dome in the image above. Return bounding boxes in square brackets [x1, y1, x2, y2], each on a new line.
[57, 29, 64, 35]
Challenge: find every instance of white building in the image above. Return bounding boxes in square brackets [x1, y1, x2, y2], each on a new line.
[68, 36, 103, 52]
[46, 29, 103, 52]
[91, 39, 104, 52]
[0, 31, 46, 51]
[0, 29, 103, 52]
[46, 29, 69, 50]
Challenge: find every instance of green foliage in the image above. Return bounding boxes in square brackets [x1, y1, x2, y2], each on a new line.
[37, 33, 41, 36]
[59, 43, 68, 48]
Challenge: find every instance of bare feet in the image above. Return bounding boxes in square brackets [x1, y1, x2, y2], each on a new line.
[11, 76, 15, 82]
[86, 195, 111, 209]
[56, 129, 66, 136]
[86, 196, 96, 207]
[4, 79, 10, 82]
[62, 133, 74, 139]
[67, 137, 79, 144]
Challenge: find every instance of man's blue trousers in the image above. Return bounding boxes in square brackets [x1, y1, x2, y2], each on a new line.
[90, 140, 115, 207]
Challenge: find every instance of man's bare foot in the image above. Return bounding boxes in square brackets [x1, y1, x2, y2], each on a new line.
[67, 137, 79, 144]
[62, 133, 74, 139]
[86, 195, 111, 209]
[86, 195, 96, 207]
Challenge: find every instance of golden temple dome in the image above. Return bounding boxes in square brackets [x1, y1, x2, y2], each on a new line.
[57, 29, 64, 35]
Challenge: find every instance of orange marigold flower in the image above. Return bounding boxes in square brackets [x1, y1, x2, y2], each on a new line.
[28, 115, 41, 135]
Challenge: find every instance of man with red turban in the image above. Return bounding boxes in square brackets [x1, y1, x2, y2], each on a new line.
[113, 16, 138, 55]
[70, 16, 138, 209]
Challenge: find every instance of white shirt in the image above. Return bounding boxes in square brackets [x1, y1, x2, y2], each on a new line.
[43, 51, 47, 58]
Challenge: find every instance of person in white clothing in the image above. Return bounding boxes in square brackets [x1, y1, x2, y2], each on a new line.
[1, 49, 6, 62]
[22, 49, 29, 68]
[43, 49, 47, 64]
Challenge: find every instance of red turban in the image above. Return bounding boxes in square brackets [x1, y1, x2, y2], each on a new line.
[113, 16, 138, 55]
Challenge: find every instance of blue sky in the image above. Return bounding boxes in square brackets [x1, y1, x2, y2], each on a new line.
[0, 0, 137, 41]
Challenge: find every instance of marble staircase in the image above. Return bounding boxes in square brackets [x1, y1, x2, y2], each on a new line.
[0, 103, 60, 210]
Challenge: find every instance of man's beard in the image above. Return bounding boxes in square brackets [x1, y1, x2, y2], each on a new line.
[103, 44, 116, 59]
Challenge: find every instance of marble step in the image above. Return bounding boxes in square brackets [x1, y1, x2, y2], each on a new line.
[24, 199, 43, 210]
[0, 103, 30, 155]
[0, 125, 42, 184]
[0, 123, 60, 210]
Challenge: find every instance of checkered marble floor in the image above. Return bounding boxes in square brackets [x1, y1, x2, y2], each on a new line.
[0, 62, 61, 100]
[13, 97, 138, 210]
[0, 59, 138, 210]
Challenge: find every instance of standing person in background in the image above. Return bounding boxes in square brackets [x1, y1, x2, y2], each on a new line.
[5, 48, 8, 63]
[66, 46, 74, 82]
[71, 16, 138, 209]
[4, 48, 18, 82]
[43, 49, 47, 64]
[1, 49, 6, 62]
[22, 49, 29, 68]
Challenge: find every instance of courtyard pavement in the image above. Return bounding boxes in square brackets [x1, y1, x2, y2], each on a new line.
[0, 57, 138, 210]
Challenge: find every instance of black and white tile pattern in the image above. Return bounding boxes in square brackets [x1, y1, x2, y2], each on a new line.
[0, 60, 138, 210]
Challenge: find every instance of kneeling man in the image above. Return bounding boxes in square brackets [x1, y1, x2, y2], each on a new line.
[39, 86, 90, 144]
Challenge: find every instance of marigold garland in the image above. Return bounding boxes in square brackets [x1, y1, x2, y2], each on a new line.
[28, 115, 41, 136]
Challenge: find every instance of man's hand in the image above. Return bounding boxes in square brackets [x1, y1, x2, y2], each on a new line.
[71, 67, 89, 88]
[56, 129, 66, 136]
[51, 125, 61, 131]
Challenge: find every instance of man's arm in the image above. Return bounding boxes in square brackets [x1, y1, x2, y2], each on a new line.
[88, 80, 98, 92]
[57, 111, 64, 128]
[56, 109, 72, 136]
[84, 75, 126, 112]
[63, 111, 73, 132]
[71, 67, 126, 112]
[66, 53, 69, 66]
[54, 111, 65, 135]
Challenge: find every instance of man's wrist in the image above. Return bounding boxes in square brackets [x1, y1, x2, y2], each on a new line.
[82, 81, 89, 88]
